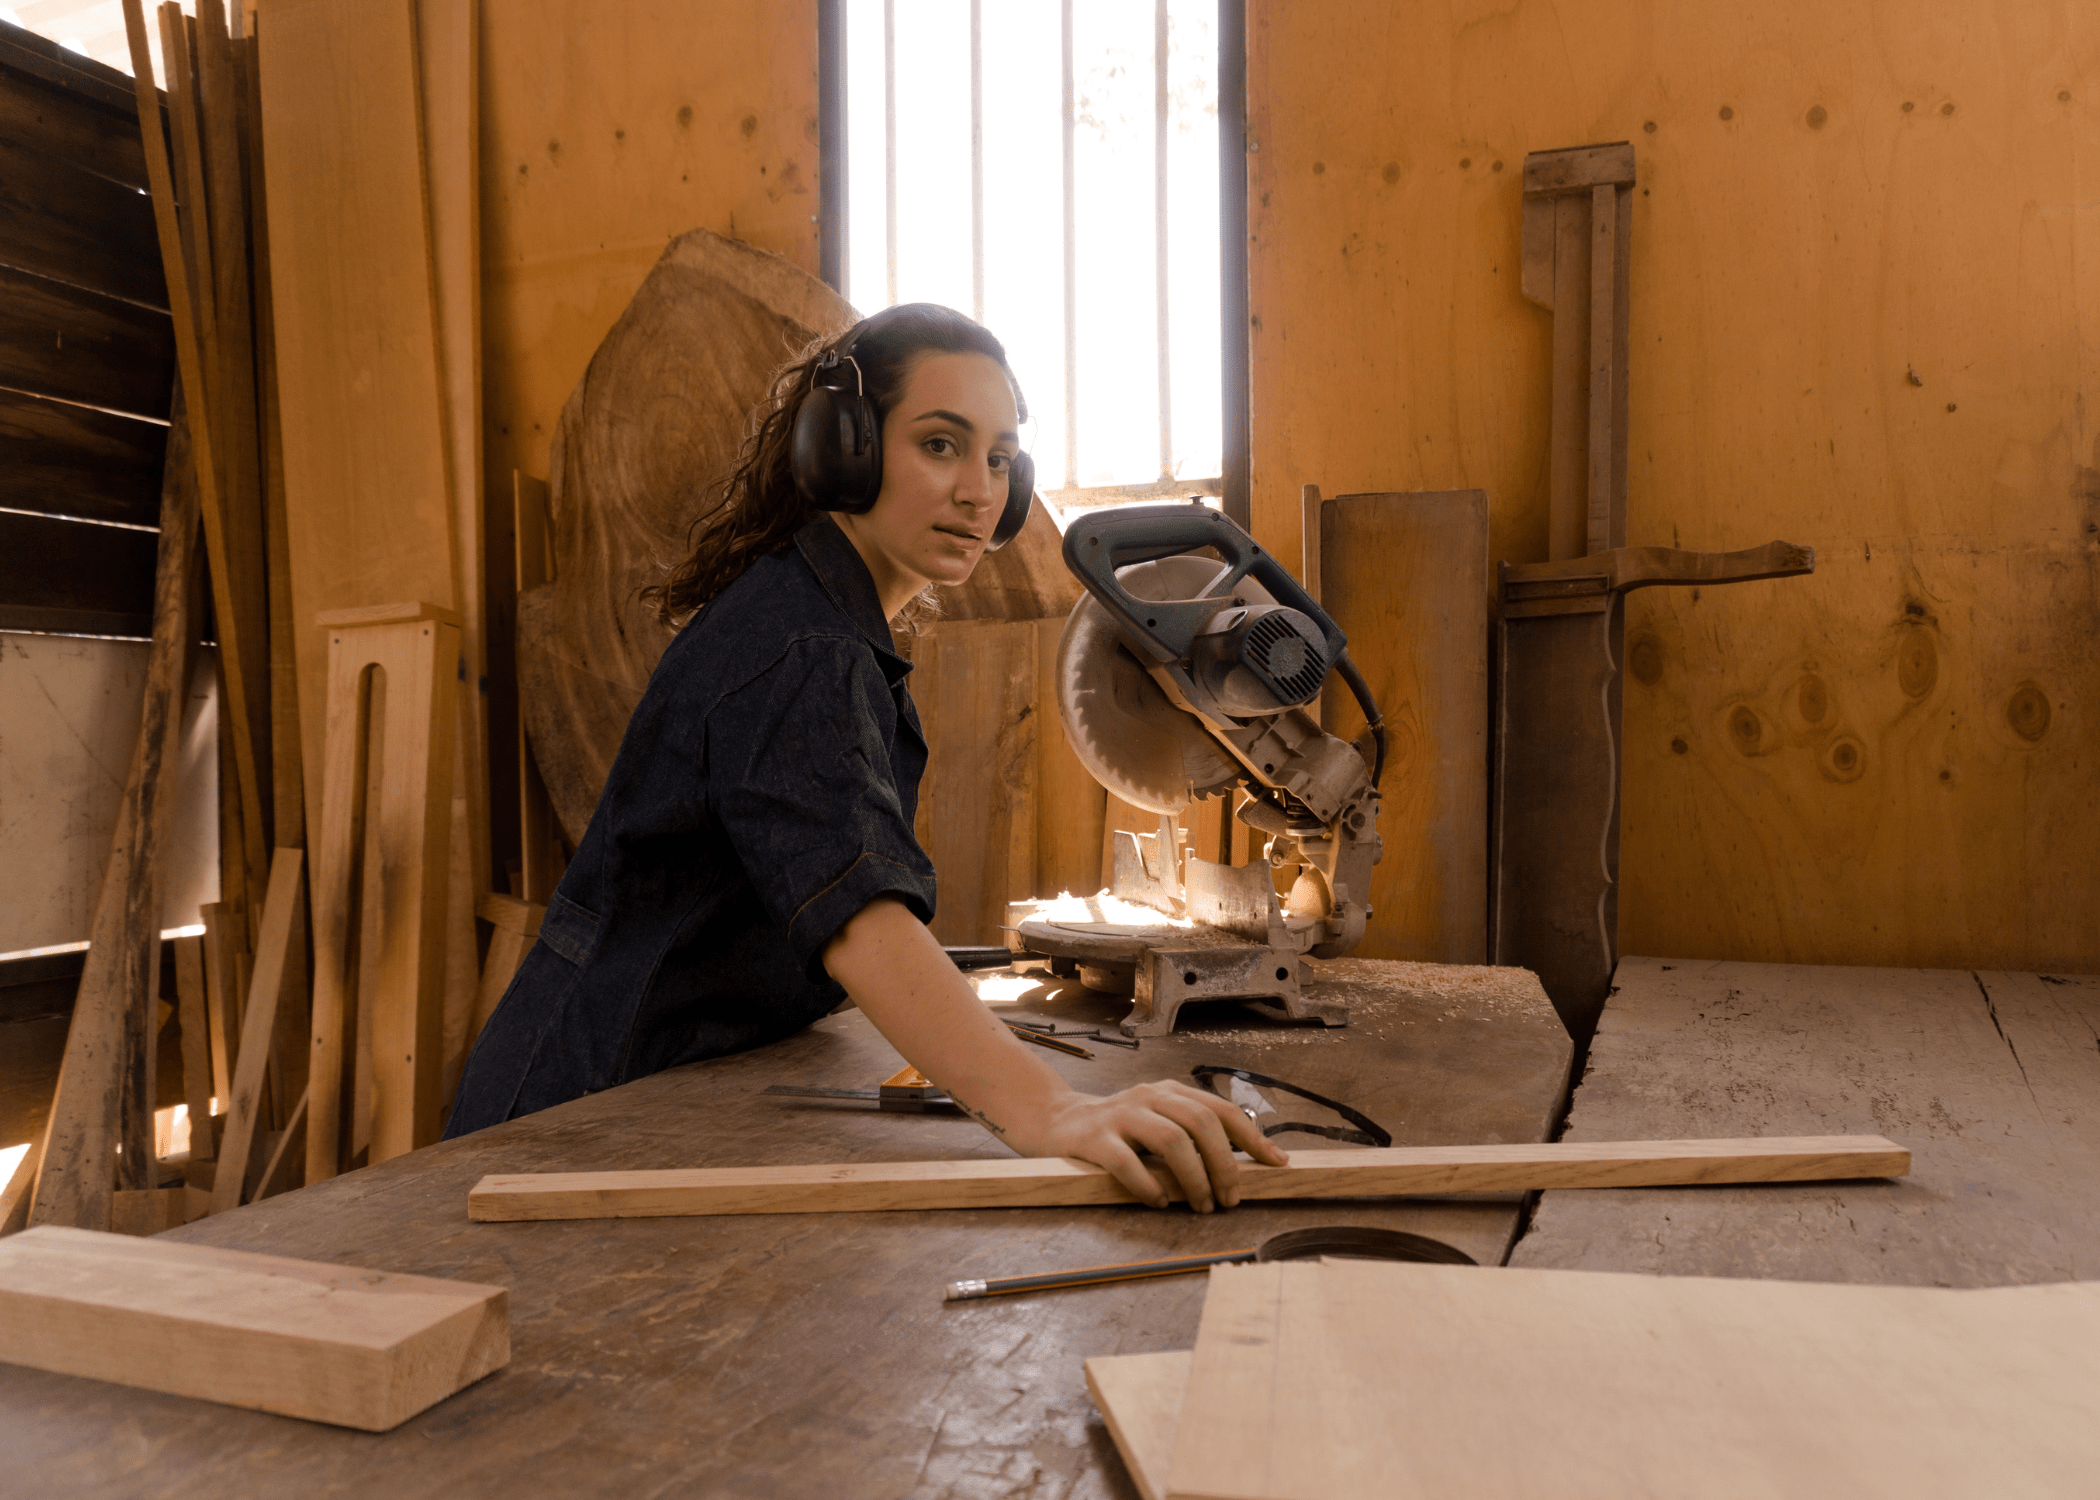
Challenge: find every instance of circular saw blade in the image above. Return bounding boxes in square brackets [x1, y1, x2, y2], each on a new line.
[1055, 555, 1250, 814]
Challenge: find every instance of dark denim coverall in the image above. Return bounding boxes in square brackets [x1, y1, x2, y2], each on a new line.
[445, 516, 939, 1136]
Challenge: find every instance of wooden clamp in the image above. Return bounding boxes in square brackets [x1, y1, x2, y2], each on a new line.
[307, 603, 459, 1184]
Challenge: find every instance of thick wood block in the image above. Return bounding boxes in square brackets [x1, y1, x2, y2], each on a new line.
[467, 1136, 1908, 1221]
[1166, 1258, 2100, 1500]
[0, 1226, 507, 1430]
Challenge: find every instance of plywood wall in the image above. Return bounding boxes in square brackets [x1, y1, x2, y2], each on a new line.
[1246, 1, 2100, 972]
[478, 0, 821, 496]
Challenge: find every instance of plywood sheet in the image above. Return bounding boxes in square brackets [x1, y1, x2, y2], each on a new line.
[1167, 1259, 2100, 1500]
[1085, 1350, 1187, 1500]
[0, 1225, 506, 1430]
[1243, 2, 2100, 973]
[1319, 489, 1487, 962]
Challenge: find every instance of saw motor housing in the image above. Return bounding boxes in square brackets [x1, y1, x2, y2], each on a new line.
[1055, 503, 1384, 959]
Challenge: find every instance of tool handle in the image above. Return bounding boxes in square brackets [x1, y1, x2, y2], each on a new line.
[1061, 503, 1345, 667]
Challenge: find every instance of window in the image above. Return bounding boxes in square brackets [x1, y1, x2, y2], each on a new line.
[839, 0, 1223, 511]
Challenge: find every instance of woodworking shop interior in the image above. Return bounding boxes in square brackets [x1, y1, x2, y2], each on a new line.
[2, 1, 2095, 1494]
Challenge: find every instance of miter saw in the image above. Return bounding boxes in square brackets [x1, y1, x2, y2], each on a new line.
[1005, 503, 1387, 1036]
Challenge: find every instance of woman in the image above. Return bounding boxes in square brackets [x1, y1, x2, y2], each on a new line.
[448, 302, 1283, 1210]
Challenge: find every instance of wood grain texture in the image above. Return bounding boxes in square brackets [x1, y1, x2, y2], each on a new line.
[0, 133, 163, 308]
[1167, 1258, 2100, 1500]
[0, 261, 173, 417]
[1085, 1350, 1187, 1500]
[1318, 490, 1488, 962]
[0, 386, 166, 527]
[1512, 957, 2100, 1286]
[468, 1135, 1905, 1222]
[256, 0, 459, 846]
[0, 64, 149, 190]
[171, 935, 212, 1165]
[0, 1225, 506, 1431]
[1243, 1, 2100, 973]
[0, 958, 1568, 1492]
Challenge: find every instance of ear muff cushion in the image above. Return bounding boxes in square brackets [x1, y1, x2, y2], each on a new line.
[985, 449, 1034, 551]
[789, 384, 884, 512]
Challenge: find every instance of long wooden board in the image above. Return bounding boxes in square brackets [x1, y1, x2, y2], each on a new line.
[467, 1135, 1908, 1222]
[0, 1225, 506, 1431]
[1165, 1258, 2100, 1500]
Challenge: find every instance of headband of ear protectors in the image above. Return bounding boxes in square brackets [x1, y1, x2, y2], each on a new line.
[787, 311, 1036, 551]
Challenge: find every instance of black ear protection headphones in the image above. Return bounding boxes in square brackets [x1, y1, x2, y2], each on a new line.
[787, 310, 1036, 551]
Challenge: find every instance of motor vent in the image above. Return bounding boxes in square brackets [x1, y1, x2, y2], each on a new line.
[1242, 609, 1328, 705]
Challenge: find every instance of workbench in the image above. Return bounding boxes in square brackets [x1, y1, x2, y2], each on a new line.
[0, 958, 1572, 1498]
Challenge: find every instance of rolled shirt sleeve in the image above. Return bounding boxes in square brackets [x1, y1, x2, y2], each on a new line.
[706, 635, 938, 981]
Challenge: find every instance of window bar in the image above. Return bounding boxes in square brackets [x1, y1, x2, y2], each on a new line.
[1060, 0, 1078, 490]
[817, 0, 847, 296]
[883, 0, 899, 308]
[969, 0, 985, 323]
[1154, 0, 1172, 481]
[1217, 0, 1251, 529]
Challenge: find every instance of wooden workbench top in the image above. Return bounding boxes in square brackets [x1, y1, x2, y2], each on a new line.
[1, 959, 1570, 1499]
[1511, 956, 2100, 1287]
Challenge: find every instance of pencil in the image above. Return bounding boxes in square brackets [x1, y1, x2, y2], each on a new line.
[944, 1247, 1259, 1301]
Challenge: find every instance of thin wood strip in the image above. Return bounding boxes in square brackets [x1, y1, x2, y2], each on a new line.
[123, 0, 269, 920]
[466, 1136, 1911, 1222]
[1586, 179, 1617, 558]
[210, 849, 305, 1214]
[28, 388, 199, 1230]
[0, 1118, 52, 1238]
[0, 1225, 508, 1431]
[253, 1085, 306, 1201]
[172, 934, 213, 1163]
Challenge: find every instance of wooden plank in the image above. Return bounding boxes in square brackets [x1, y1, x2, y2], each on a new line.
[1513, 958, 2100, 1286]
[466, 894, 541, 1058]
[509, 472, 563, 902]
[0, 67, 150, 190]
[1318, 490, 1488, 963]
[197, 903, 236, 1107]
[252, 1086, 306, 1202]
[257, 0, 459, 850]
[467, 1135, 1907, 1222]
[0, 387, 167, 527]
[171, 935, 213, 1165]
[0, 511, 158, 640]
[0, 1118, 50, 1238]
[0, 1225, 507, 1431]
[28, 387, 198, 1231]
[0, 134, 164, 309]
[122, 0, 270, 959]
[0, 23, 145, 118]
[307, 612, 458, 1182]
[1085, 1351, 1187, 1500]
[1166, 1259, 2100, 1500]
[211, 849, 304, 1215]
[0, 262, 174, 418]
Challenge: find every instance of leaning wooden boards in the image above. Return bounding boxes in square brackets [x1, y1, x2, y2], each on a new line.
[468, 1135, 1908, 1221]
[1142, 1259, 2100, 1499]
[0, 1227, 506, 1430]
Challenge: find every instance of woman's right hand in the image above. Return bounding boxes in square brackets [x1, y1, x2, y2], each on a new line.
[1018, 1079, 1291, 1212]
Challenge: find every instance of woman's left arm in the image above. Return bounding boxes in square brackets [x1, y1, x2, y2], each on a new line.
[824, 895, 1288, 1211]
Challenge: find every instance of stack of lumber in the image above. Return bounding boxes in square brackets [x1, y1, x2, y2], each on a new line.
[1089, 1257, 2100, 1500]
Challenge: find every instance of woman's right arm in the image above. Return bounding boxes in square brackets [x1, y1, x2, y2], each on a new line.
[823, 895, 1288, 1210]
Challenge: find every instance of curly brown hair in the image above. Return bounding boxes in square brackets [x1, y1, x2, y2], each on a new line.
[642, 302, 1027, 628]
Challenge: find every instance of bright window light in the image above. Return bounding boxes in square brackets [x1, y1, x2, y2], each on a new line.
[844, 0, 1222, 505]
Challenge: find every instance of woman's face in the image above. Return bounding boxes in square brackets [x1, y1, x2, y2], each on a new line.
[835, 350, 1022, 613]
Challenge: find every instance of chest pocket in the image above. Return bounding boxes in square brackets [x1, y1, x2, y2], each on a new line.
[539, 893, 604, 967]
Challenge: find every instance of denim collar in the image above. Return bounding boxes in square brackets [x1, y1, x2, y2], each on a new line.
[793, 515, 912, 682]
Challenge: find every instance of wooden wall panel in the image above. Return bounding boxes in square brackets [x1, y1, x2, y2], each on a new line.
[1245, 0, 2100, 972]
[0, 388, 165, 527]
[0, 134, 164, 308]
[0, 262, 173, 417]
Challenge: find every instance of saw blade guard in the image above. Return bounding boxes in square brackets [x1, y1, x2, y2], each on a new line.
[1056, 554, 1250, 814]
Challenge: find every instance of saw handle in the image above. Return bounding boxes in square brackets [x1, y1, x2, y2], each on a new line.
[1061, 503, 1345, 667]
